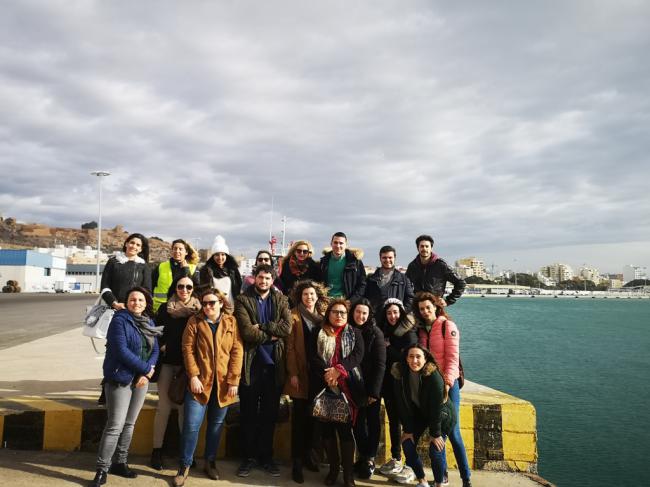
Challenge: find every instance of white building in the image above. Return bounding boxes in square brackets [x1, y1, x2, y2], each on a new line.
[65, 263, 105, 292]
[536, 272, 556, 286]
[539, 263, 574, 283]
[455, 257, 488, 280]
[579, 266, 601, 283]
[0, 249, 66, 292]
[623, 265, 647, 284]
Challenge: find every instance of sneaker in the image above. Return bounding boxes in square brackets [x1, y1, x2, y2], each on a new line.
[236, 458, 256, 477]
[393, 465, 415, 484]
[442, 471, 449, 485]
[378, 458, 403, 476]
[462, 479, 472, 487]
[262, 459, 281, 477]
[357, 459, 375, 479]
[415, 482, 429, 487]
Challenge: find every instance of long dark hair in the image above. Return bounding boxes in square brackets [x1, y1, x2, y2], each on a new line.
[125, 286, 154, 317]
[166, 275, 197, 301]
[349, 297, 374, 327]
[122, 233, 150, 262]
[403, 343, 440, 369]
[378, 298, 410, 334]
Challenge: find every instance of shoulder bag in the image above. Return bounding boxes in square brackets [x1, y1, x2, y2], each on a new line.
[311, 387, 351, 424]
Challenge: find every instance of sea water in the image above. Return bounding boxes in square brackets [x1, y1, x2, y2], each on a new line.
[451, 297, 650, 487]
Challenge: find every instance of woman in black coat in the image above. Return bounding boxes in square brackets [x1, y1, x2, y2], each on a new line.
[350, 299, 386, 479]
[278, 240, 322, 296]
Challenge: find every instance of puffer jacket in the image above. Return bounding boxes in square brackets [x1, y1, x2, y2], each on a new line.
[405, 253, 465, 305]
[102, 309, 159, 385]
[391, 361, 456, 438]
[417, 316, 460, 388]
[320, 248, 367, 300]
[182, 313, 243, 407]
[365, 268, 414, 313]
[234, 287, 292, 386]
[100, 254, 152, 306]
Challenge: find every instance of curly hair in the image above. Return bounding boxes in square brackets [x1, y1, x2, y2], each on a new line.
[171, 239, 199, 265]
[290, 279, 330, 315]
[412, 291, 450, 322]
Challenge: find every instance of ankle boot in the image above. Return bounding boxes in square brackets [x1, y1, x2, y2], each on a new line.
[324, 438, 340, 485]
[88, 469, 107, 487]
[292, 458, 305, 483]
[109, 462, 137, 478]
[150, 448, 163, 470]
[341, 440, 356, 487]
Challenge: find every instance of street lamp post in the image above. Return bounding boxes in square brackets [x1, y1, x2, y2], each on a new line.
[90, 171, 110, 292]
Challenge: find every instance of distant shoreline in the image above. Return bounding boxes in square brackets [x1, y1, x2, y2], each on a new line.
[463, 293, 649, 300]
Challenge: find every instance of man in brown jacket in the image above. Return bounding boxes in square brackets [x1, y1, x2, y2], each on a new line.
[234, 264, 291, 478]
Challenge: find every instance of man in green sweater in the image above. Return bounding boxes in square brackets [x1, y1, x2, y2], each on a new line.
[319, 232, 366, 300]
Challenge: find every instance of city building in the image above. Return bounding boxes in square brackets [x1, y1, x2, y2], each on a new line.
[579, 266, 602, 284]
[623, 265, 647, 284]
[65, 263, 105, 292]
[0, 249, 66, 292]
[455, 257, 488, 280]
[536, 272, 556, 287]
[539, 263, 574, 283]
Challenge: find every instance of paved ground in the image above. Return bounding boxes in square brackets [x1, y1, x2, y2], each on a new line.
[0, 450, 549, 487]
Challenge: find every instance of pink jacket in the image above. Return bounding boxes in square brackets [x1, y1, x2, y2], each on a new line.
[417, 316, 460, 388]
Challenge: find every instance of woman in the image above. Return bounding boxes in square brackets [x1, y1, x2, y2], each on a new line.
[173, 288, 243, 487]
[392, 345, 456, 487]
[377, 298, 418, 481]
[150, 276, 201, 470]
[198, 235, 242, 309]
[284, 279, 329, 483]
[309, 298, 364, 487]
[100, 233, 152, 310]
[350, 298, 386, 480]
[152, 239, 200, 313]
[89, 287, 162, 487]
[414, 292, 472, 487]
[278, 240, 322, 295]
[241, 250, 278, 292]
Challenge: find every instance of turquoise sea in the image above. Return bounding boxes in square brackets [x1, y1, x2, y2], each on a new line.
[450, 297, 650, 487]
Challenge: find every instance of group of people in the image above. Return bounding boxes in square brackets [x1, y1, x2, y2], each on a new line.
[90, 231, 471, 487]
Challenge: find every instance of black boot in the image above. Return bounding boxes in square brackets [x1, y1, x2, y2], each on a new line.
[292, 459, 305, 483]
[109, 462, 137, 478]
[341, 440, 356, 487]
[304, 448, 320, 472]
[324, 438, 340, 486]
[89, 469, 107, 487]
[150, 448, 163, 470]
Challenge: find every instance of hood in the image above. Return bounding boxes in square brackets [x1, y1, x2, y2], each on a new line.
[391, 361, 437, 380]
[322, 247, 364, 260]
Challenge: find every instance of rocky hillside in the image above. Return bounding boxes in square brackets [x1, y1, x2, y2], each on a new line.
[0, 216, 172, 263]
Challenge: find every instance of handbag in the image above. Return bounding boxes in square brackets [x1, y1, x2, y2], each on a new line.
[311, 387, 351, 423]
[168, 367, 188, 405]
[82, 289, 115, 339]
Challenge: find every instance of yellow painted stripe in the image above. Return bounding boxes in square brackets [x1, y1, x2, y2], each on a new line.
[130, 404, 155, 455]
[501, 402, 537, 466]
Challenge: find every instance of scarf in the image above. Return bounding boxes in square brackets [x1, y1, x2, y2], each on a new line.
[210, 256, 230, 278]
[131, 312, 164, 355]
[297, 303, 323, 331]
[389, 314, 416, 338]
[167, 294, 201, 318]
[288, 255, 309, 276]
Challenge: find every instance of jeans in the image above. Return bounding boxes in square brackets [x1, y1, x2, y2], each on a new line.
[443, 380, 471, 480]
[152, 364, 184, 448]
[353, 399, 381, 459]
[179, 388, 229, 467]
[96, 381, 148, 471]
[239, 364, 282, 462]
[401, 416, 446, 483]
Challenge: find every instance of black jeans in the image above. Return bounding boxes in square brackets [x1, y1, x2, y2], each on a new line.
[291, 398, 317, 460]
[353, 399, 381, 459]
[382, 383, 402, 459]
[239, 364, 282, 462]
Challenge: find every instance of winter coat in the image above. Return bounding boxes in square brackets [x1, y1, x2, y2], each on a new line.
[155, 306, 190, 366]
[320, 249, 367, 300]
[182, 313, 243, 407]
[278, 257, 323, 295]
[102, 309, 159, 385]
[365, 267, 415, 313]
[405, 253, 465, 305]
[391, 361, 456, 438]
[284, 308, 320, 399]
[417, 316, 460, 388]
[382, 317, 418, 394]
[234, 287, 292, 386]
[100, 254, 152, 307]
[355, 321, 386, 400]
[199, 253, 243, 301]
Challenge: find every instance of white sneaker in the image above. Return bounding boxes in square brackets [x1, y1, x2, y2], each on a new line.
[393, 465, 415, 484]
[378, 458, 403, 476]
[415, 482, 429, 487]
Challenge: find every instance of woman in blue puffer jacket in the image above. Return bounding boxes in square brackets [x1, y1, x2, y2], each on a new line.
[89, 287, 163, 487]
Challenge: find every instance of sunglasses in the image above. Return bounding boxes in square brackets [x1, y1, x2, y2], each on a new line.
[177, 284, 193, 291]
[330, 309, 347, 316]
[295, 249, 310, 255]
[202, 300, 219, 307]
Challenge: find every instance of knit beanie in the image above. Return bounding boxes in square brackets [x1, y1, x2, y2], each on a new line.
[211, 235, 230, 254]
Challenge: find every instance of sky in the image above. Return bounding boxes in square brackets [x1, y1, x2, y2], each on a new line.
[0, 1, 648, 274]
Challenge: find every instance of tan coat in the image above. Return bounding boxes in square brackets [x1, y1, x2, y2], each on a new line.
[284, 309, 310, 399]
[182, 313, 243, 406]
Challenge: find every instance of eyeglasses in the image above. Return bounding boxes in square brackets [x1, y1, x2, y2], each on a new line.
[295, 249, 310, 255]
[202, 300, 219, 307]
[330, 309, 347, 316]
[177, 284, 193, 291]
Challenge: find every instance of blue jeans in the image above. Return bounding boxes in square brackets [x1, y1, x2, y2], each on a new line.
[443, 380, 471, 480]
[180, 388, 229, 467]
[401, 417, 446, 483]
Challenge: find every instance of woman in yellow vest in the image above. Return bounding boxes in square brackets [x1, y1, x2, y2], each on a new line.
[152, 239, 199, 313]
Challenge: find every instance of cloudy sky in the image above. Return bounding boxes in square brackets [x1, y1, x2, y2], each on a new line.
[1, 1, 648, 274]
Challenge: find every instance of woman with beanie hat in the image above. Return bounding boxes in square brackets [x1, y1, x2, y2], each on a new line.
[198, 235, 242, 309]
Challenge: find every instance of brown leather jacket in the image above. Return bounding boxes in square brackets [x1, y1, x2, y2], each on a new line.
[182, 313, 243, 406]
[284, 309, 310, 399]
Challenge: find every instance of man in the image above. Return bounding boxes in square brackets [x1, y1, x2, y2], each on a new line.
[365, 245, 414, 313]
[405, 235, 465, 305]
[320, 232, 366, 300]
[234, 264, 291, 477]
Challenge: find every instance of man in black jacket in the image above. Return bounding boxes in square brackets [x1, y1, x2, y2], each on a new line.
[320, 232, 366, 300]
[365, 245, 414, 313]
[405, 235, 465, 306]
